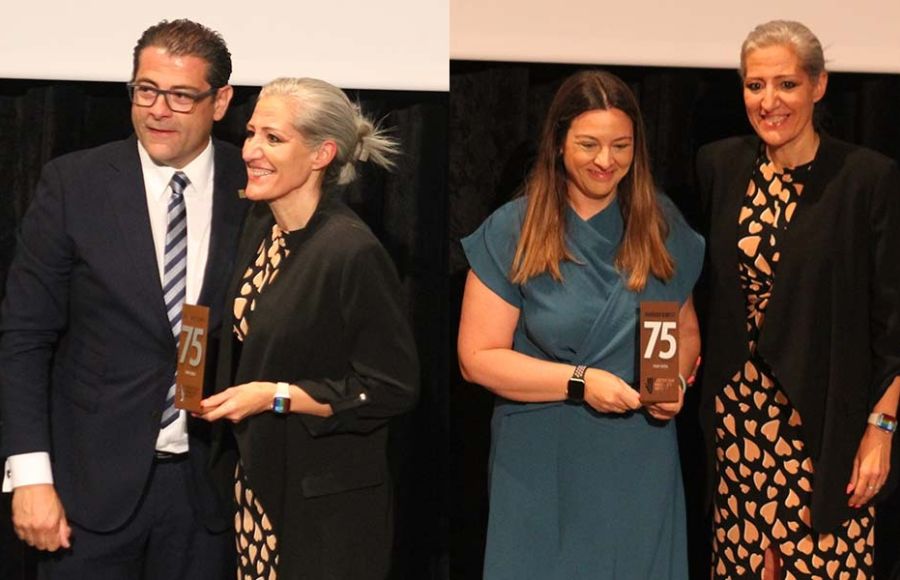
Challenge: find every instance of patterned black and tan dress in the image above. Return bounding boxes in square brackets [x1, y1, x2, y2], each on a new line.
[232, 224, 290, 580]
[711, 150, 875, 579]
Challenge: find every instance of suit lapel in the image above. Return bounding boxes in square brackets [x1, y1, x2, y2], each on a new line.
[104, 137, 173, 344]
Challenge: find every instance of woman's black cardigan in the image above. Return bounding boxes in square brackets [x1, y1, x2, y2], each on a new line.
[211, 197, 419, 578]
[696, 135, 900, 532]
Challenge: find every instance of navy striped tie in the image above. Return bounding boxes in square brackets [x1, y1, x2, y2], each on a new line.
[160, 172, 189, 429]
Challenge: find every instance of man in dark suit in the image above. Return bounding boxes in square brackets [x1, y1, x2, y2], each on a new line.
[0, 19, 247, 578]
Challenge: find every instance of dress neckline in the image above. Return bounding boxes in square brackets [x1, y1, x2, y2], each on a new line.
[759, 143, 815, 180]
[568, 196, 620, 225]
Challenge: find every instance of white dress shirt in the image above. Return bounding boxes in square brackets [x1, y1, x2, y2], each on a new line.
[3, 138, 216, 491]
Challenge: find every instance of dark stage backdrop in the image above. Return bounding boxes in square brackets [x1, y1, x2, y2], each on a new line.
[0, 79, 448, 580]
[449, 60, 900, 580]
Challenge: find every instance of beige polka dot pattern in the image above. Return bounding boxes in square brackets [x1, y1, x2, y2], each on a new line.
[236, 463, 279, 580]
[233, 224, 290, 342]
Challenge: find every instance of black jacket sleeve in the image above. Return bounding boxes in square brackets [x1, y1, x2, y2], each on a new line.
[299, 238, 419, 436]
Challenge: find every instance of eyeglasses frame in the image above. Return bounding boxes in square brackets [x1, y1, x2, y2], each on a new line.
[125, 82, 219, 113]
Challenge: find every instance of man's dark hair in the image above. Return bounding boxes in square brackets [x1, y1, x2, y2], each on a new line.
[132, 19, 232, 88]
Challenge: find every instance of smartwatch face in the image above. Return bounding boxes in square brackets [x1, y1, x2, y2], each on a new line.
[273, 396, 291, 414]
[273, 383, 291, 414]
[567, 378, 585, 402]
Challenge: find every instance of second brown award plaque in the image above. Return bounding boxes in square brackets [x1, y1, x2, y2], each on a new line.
[639, 301, 679, 403]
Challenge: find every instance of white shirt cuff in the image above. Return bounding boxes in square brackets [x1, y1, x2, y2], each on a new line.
[2, 452, 54, 492]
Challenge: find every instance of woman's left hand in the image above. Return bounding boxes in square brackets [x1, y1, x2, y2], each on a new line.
[846, 425, 893, 508]
[645, 295, 698, 423]
[645, 386, 684, 421]
[196, 381, 277, 423]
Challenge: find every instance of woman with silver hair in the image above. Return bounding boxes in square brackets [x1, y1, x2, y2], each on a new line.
[698, 20, 900, 578]
[200, 77, 419, 579]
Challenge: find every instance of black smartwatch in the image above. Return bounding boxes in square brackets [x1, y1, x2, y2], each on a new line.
[567, 365, 587, 404]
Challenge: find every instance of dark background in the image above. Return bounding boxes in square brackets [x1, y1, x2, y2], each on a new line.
[3, 60, 900, 580]
[0, 79, 449, 580]
[448, 60, 900, 580]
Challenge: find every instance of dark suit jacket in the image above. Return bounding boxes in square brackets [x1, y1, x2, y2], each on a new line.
[212, 198, 419, 579]
[0, 136, 247, 532]
[696, 135, 900, 531]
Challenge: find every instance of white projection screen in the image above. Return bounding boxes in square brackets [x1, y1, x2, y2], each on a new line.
[451, 0, 900, 74]
[0, 0, 448, 91]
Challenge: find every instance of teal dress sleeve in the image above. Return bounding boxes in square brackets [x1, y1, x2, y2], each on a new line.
[460, 199, 526, 308]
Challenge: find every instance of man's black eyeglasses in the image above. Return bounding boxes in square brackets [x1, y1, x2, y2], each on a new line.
[126, 83, 218, 113]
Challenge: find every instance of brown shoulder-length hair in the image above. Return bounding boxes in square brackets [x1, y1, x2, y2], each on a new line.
[510, 70, 674, 292]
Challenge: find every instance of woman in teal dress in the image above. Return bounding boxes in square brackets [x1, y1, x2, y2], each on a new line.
[458, 70, 704, 579]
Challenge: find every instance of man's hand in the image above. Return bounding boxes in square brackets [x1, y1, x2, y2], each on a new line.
[11, 483, 72, 551]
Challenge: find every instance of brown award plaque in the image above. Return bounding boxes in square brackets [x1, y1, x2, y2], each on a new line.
[639, 301, 679, 403]
[175, 304, 210, 413]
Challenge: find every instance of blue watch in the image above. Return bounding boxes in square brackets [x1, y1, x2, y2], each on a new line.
[273, 382, 292, 415]
[868, 412, 897, 433]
